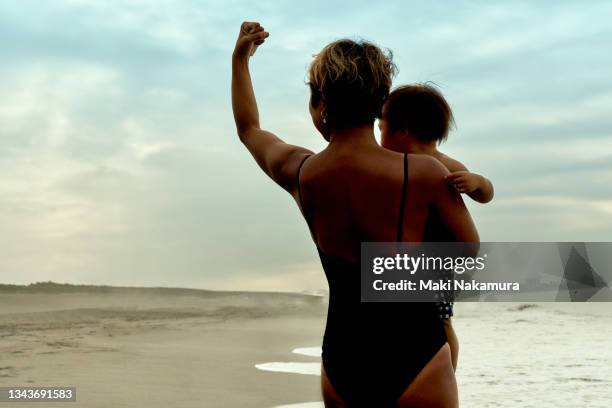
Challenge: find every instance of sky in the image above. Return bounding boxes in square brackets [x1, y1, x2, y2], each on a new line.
[1, 0, 611, 292]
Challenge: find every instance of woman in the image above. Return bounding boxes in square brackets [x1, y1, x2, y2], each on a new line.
[232, 22, 478, 407]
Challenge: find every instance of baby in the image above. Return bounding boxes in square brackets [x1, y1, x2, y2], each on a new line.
[379, 84, 494, 371]
[379, 83, 494, 204]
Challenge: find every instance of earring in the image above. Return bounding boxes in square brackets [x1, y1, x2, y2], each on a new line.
[321, 111, 327, 124]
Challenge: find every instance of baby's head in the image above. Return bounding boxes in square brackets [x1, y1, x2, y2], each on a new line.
[379, 83, 455, 153]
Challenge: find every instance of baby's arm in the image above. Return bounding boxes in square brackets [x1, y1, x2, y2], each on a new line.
[438, 155, 494, 204]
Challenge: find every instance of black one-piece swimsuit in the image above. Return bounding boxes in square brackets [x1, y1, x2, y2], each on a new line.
[297, 153, 448, 407]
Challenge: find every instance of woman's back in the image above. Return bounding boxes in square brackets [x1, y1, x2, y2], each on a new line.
[296, 133, 459, 407]
[297, 137, 450, 261]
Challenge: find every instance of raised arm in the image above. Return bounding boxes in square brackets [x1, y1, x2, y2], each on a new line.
[231, 22, 313, 193]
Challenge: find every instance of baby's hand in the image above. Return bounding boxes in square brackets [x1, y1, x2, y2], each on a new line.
[445, 171, 482, 194]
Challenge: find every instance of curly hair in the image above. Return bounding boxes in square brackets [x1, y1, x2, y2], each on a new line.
[308, 39, 397, 129]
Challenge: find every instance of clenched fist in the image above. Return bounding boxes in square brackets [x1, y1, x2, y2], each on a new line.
[233, 21, 269, 59]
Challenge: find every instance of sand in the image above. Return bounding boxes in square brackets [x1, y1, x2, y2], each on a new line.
[2, 284, 612, 407]
[0, 284, 327, 408]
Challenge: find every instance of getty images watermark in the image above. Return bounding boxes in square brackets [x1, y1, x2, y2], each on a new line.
[360, 242, 612, 302]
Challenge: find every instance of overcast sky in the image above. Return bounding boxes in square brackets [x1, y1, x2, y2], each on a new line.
[1, 0, 611, 292]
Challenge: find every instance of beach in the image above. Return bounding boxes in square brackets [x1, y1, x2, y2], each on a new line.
[1, 283, 611, 407]
[0, 284, 326, 407]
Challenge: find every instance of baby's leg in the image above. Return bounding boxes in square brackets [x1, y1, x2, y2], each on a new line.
[443, 318, 459, 371]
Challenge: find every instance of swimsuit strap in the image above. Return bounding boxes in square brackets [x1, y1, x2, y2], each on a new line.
[397, 153, 408, 242]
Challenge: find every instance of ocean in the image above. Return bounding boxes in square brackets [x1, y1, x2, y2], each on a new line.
[256, 302, 612, 407]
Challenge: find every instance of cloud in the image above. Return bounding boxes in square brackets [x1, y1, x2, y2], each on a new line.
[1, 0, 611, 290]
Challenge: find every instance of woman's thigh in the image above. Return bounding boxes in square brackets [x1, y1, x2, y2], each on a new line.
[321, 343, 458, 408]
[321, 366, 349, 408]
[396, 343, 459, 408]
